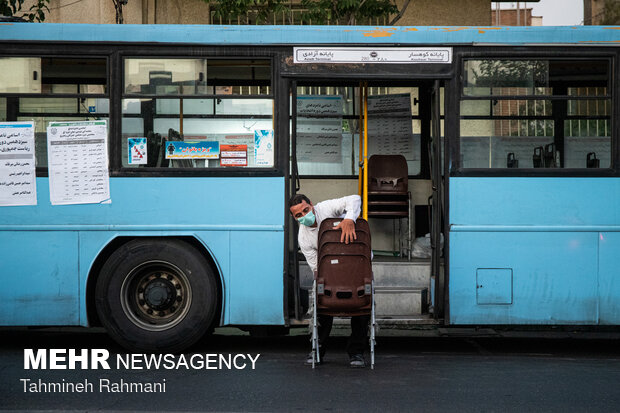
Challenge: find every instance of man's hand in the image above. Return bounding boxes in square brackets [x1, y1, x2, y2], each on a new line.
[335, 219, 357, 244]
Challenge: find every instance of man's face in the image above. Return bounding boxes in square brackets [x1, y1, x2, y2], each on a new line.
[290, 200, 313, 220]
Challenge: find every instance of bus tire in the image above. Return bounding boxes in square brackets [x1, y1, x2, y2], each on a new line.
[95, 238, 218, 353]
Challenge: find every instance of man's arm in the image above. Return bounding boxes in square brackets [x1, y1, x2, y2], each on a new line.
[327, 195, 361, 244]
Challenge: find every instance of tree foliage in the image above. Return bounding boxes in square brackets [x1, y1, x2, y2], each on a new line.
[299, 0, 398, 25]
[599, 0, 620, 25]
[207, 0, 405, 25]
[0, 0, 49, 22]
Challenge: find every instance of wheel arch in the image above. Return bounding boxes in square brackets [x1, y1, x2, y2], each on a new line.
[86, 235, 223, 329]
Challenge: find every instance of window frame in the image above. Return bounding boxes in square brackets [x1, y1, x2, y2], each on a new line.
[452, 47, 618, 177]
[117, 50, 282, 177]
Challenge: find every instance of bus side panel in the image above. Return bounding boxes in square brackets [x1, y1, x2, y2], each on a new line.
[599, 232, 620, 324]
[229, 230, 284, 325]
[0, 231, 79, 325]
[449, 177, 619, 325]
[449, 231, 598, 324]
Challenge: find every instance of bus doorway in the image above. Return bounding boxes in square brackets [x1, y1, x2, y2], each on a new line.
[287, 79, 446, 327]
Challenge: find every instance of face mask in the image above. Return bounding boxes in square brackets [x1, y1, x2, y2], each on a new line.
[297, 210, 316, 227]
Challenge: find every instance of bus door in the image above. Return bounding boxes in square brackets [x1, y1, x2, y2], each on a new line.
[286, 79, 448, 323]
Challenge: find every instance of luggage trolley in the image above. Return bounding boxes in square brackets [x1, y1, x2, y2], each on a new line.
[310, 218, 376, 369]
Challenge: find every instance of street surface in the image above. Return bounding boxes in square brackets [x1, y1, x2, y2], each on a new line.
[2, 326, 620, 412]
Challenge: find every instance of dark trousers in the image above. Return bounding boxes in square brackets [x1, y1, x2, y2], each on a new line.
[317, 314, 370, 357]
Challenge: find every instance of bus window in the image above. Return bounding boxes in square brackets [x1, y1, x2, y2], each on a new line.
[460, 59, 611, 169]
[0, 57, 106, 95]
[121, 58, 273, 169]
[0, 57, 109, 169]
[0, 57, 41, 93]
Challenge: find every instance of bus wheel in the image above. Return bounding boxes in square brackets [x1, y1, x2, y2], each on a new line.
[95, 238, 218, 353]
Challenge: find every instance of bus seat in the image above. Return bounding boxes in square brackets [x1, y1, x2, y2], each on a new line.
[315, 218, 373, 317]
[310, 218, 376, 368]
[367, 154, 408, 218]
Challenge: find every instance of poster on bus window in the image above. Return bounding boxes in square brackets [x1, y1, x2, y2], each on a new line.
[296, 96, 343, 163]
[254, 130, 274, 167]
[128, 137, 147, 165]
[367, 94, 417, 161]
[220, 144, 247, 167]
[47, 120, 111, 205]
[164, 141, 220, 159]
[0, 121, 37, 206]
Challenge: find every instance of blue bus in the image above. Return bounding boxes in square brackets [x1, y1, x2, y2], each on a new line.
[0, 23, 618, 352]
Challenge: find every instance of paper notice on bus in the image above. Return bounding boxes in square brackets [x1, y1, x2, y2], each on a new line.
[367, 94, 417, 161]
[47, 120, 111, 205]
[220, 144, 247, 167]
[0, 121, 37, 206]
[254, 130, 274, 167]
[128, 137, 147, 165]
[296, 96, 343, 163]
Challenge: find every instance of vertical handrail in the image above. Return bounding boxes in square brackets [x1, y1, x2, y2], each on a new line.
[363, 82, 369, 221]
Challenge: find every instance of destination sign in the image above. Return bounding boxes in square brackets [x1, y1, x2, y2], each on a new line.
[294, 47, 452, 64]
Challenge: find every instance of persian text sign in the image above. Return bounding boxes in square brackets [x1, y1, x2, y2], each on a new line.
[294, 47, 452, 64]
[165, 141, 220, 159]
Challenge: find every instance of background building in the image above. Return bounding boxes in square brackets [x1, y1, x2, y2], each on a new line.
[29, 0, 494, 25]
[491, 7, 543, 25]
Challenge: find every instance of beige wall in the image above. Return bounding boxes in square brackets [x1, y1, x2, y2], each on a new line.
[33, 0, 491, 26]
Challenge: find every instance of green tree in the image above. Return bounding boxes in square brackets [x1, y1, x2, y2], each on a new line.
[0, 0, 49, 22]
[208, 0, 409, 25]
[599, 0, 620, 25]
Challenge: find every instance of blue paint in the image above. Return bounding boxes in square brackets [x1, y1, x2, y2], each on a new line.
[450, 178, 620, 325]
[1, 177, 285, 327]
[0, 24, 618, 46]
[476, 269, 512, 305]
[0, 231, 79, 325]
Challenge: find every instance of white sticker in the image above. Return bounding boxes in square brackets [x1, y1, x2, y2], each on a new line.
[331, 259, 339, 264]
[332, 221, 341, 226]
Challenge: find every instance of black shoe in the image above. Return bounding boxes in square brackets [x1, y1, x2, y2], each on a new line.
[305, 351, 324, 365]
[349, 354, 366, 368]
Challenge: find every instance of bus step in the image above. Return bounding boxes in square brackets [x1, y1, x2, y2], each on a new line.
[374, 287, 428, 317]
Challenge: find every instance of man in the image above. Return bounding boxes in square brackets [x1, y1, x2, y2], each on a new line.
[289, 193, 369, 368]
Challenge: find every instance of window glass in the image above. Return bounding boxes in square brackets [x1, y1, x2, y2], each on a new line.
[461, 58, 611, 169]
[0, 58, 41, 93]
[124, 59, 271, 96]
[295, 86, 421, 176]
[0, 98, 6, 121]
[121, 98, 273, 168]
[463, 59, 609, 96]
[0, 57, 107, 95]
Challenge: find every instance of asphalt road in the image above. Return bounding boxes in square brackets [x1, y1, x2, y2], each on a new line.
[2, 326, 620, 412]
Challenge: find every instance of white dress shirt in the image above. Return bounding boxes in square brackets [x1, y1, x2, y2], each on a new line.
[298, 195, 361, 273]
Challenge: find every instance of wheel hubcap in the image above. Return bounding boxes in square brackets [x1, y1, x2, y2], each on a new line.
[120, 261, 192, 331]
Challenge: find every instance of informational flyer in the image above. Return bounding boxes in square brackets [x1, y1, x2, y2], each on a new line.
[254, 130, 274, 166]
[165, 141, 219, 159]
[367, 94, 417, 161]
[47, 120, 110, 205]
[221, 134, 255, 166]
[296, 96, 343, 163]
[128, 138, 147, 165]
[220, 144, 247, 167]
[0, 121, 37, 206]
